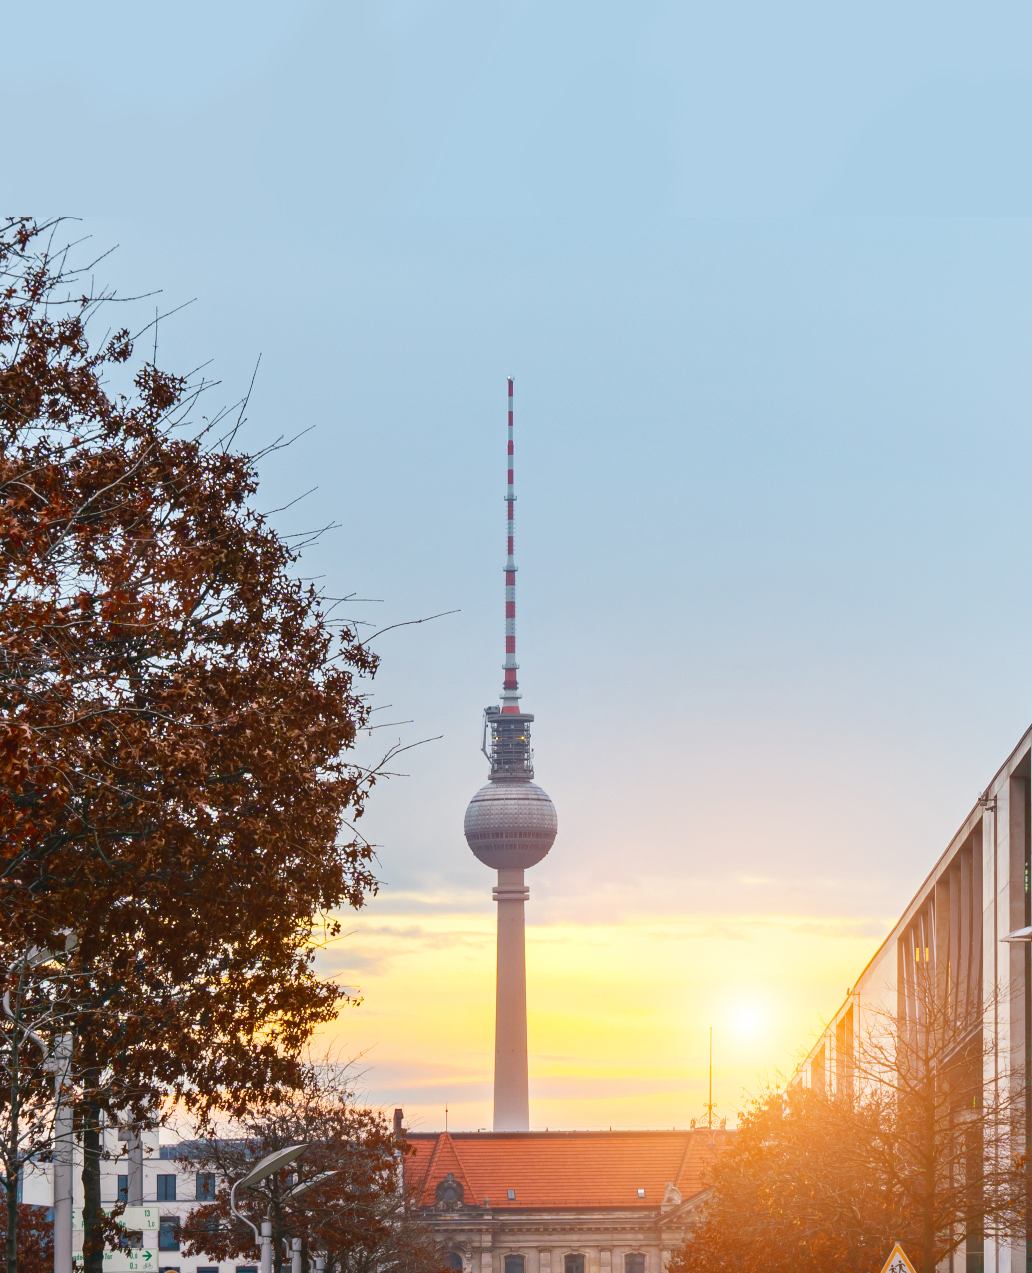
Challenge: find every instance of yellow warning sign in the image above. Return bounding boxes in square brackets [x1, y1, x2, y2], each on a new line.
[879, 1244, 918, 1273]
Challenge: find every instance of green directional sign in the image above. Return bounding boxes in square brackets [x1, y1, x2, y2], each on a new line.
[120, 1208, 159, 1231]
[72, 1207, 158, 1232]
[73, 1254, 156, 1273]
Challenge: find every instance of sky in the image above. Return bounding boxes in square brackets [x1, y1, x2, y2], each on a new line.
[5, 0, 1032, 1131]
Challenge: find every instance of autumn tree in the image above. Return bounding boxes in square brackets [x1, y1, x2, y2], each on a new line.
[180, 1059, 447, 1273]
[671, 979, 1025, 1273]
[0, 218, 394, 1270]
[0, 1202, 52, 1273]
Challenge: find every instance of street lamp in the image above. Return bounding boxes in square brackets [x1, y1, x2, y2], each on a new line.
[285, 1171, 337, 1199]
[230, 1145, 310, 1273]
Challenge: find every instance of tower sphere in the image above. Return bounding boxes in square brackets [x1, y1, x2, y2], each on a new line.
[464, 780, 558, 871]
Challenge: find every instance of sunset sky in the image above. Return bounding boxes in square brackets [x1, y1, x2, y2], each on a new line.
[6, 2, 1032, 1132]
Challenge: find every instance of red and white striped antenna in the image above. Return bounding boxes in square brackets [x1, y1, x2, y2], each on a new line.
[500, 376, 521, 714]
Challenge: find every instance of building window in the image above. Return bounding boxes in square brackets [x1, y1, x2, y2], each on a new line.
[507, 1188, 516, 1201]
[444, 1257, 463, 1272]
[117, 1175, 128, 1204]
[196, 1173, 216, 1201]
[158, 1218, 180, 1251]
[637, 1187, 645, 1199]
[198, 1267, 219, 1273]
[236, 1267, 258, 1273]
[156, 1175, 177, 1202]
[504, 1258, 525, 1273]
[626, 1256, 646, 1273]
[565, 1258, 585, 1273]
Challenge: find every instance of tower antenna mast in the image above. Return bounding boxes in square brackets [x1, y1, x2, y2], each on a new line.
[502, 376, 519, 714]
[464, 377, 558, 1133]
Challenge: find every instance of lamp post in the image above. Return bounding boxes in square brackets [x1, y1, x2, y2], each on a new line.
[2, 942, 76, 1273]
[282, 1167, 337, 1273]
[229, 1145, 310, 1273]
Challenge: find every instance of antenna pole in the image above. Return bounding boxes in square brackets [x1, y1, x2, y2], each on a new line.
[501, 377, 520, 715]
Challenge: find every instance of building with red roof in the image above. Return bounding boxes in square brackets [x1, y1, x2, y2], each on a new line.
[401, 1122, 731, 1273]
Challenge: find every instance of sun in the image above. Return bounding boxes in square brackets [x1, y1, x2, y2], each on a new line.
[729, 1002, 766, 1036]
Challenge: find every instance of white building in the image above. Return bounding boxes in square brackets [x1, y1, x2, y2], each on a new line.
[795, 721, 1032, 1273]
[25, 1125, 256, 1273]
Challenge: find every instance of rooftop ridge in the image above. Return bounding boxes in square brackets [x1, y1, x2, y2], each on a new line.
[407, 1128, 717, 1138]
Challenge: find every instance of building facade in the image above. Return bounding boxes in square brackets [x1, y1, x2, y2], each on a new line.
[22, 1125, 250, 1273]
[795, 721, 1032, 1273]
[403, 1127, 728, 1273]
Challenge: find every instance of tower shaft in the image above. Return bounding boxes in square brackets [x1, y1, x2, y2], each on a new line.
[493, 867, 530, 1131]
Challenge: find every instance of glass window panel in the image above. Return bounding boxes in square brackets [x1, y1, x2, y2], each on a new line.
[158, 1219, 180, 1251]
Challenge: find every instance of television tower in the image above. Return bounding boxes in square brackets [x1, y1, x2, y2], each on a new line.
[464, 377, 558, 1133]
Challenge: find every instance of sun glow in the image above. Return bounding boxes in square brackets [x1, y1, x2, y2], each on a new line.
[314, 905, 888, 1132]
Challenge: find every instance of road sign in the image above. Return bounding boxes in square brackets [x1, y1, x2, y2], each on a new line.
[72, 1208, 159, 1232]
[74, 1252, 157, 1272]
[120, 1209, 159, 1232]
[879, 1243, 919, 1273]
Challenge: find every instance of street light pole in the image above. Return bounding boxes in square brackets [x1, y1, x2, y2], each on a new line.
[2, 947, 75, 1273]
[229, 1144, 310, 1273]
[51, 1033, 73, 1273]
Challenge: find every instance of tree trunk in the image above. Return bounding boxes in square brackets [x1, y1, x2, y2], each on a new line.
[7, 1162, 20, 1273]
[272, 1199, 283, 1273]
[7, 980, 23, 1273]
[82, 1102, 104, 1273]
[923, 1078, 937, 1273]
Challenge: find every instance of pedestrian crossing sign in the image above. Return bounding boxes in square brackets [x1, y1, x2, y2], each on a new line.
[879, 1244, 918, 1273]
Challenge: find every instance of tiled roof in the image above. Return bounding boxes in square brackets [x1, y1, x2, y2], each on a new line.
[404, 1129, 731, 1210]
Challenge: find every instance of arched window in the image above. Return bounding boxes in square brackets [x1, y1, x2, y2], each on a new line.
[625, 1256, 646, 1273]
[444, 1255, 463, 1271]
[565, 1257, 585, 1273]
[504, 1258, 526, 1273]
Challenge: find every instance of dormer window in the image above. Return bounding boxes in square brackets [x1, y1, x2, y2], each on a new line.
[435, 1172, 464, 1208]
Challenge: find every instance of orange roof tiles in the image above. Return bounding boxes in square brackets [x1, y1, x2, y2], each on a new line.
[404, 1129, 731, 1210]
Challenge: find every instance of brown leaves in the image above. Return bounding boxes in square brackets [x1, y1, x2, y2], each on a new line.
[179, 1062, 446, 1273]
[0, 218, 382, 1119]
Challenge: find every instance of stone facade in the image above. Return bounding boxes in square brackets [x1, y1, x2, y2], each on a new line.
[403, 1128, 727, 1273]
